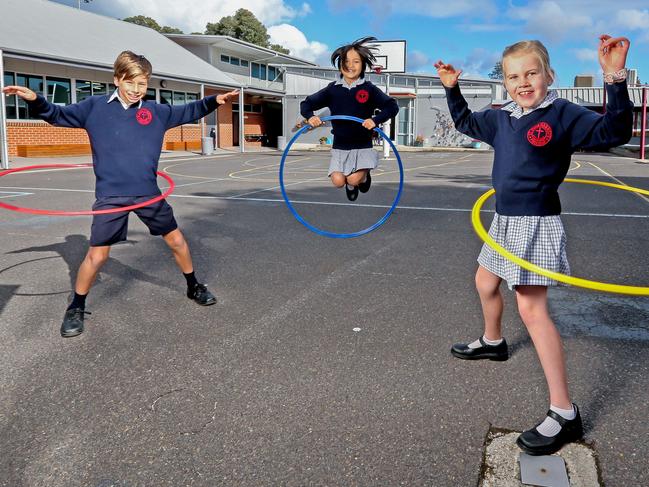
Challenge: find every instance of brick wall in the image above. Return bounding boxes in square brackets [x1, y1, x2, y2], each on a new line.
[6, 122, 202, 156]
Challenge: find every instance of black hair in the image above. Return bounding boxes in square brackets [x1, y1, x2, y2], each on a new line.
[330, 36, 378, 79]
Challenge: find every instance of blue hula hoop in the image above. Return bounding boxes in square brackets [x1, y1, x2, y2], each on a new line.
[279, 115, 404, 238]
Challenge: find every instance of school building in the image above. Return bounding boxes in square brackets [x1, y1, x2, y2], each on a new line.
[0, 0, 245, 165]
[1, 0, 647, 166]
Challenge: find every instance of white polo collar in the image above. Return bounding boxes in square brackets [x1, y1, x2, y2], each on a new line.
[501, 90, 558, 119]
[108, 90, 143, 110]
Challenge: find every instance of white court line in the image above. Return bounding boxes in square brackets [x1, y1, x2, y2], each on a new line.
[168, 194, 649, 219]
[0, 191, 33, 199]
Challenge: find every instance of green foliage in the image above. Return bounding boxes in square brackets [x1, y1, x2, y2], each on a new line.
[123, 15, 183, 34]
[488, 61, 503, 80]
[205, 9, 289, 54]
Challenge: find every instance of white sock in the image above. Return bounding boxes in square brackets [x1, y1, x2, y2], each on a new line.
[468, 335, 503, 349]
[536, 404, 576, 437]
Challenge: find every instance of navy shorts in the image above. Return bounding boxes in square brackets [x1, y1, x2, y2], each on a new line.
[89, 196, 178, 246]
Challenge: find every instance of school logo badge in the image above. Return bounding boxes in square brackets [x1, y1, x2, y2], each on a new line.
[136, 108, 153, 126]
[527, 122, 552, 147]
[355, 89, 369, 104]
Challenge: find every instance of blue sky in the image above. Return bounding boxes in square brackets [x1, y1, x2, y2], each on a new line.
[51, 0, 649, 86]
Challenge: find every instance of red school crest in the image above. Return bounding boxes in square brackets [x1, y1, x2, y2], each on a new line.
[136, 108, 153, 126]
[355, 89, 369, 104]
[527, 122, 552, 147]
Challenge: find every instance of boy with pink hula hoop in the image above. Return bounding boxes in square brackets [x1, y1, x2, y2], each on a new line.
[3, 51, 238, 338]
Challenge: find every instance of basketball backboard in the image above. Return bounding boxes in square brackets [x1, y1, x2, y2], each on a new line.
[367, 40, 406, 73]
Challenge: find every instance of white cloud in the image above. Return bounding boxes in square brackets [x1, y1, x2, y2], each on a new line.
[508, 1, 593, 43]
[408, 50, 432, 72]
[327, 0, 497, 19]
[615, 9, 649, 30]
[268, 24, 329, 63]
[82, 0, 312, 34]
[450, 48, 500, 78]
[571, 48, 598, 62]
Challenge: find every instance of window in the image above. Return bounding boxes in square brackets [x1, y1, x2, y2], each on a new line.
[96, 82, 110, 96]
[47, 77, 71, 105]
[16, 74, 44, 119]
[240, 60, 249, 68]
[173, 91, 186, 105]
[76, 80, 92, 102]
[230, 57, 240, 66]
[3, 71, 16, 118]
[268, 66, 277, 81]
[232, 103, 262, 113]
[144, 88, 156, 101]
[251, 63, 268, 80]
[186, 92, 198, 103]
[221, 55, 230, 63]
[77, 80, 111, 101]
[160, 89, 172, 105]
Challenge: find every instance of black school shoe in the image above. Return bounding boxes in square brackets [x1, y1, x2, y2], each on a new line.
[188, 283, 217, 306]
[358, 171, 372, 193]
[450, 336, 509, 361]
[60, 307, 91, 338]
[345, 184, 359, 201]
[517, 404, 584, 456]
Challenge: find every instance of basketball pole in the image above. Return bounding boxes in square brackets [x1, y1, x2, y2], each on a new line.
[383, 72, 391, 159]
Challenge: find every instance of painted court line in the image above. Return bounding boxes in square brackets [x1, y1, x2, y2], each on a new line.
[168, 194, 649, 219]
[0, 191, 33, 199]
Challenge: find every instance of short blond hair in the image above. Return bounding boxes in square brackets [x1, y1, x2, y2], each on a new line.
[113, 50, 153, 80]
[502, 40, 555, 84]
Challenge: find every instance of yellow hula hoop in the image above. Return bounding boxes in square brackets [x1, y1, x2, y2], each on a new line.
[471, 178, 649, 296]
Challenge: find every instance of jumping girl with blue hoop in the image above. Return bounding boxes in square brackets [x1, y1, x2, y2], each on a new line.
[300, 36, 399, 201]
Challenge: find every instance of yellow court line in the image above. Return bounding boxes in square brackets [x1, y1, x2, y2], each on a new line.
[161, 155, 265, 179]
[375, 153, 473, 179]
[587, 161, 649, 205]
[228, 157, 313, 181]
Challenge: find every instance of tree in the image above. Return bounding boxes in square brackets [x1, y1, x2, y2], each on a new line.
[488, 61, 503, 80]
[269, 44, 290, 55]
[160, 26, 184, 34]
[205, 9, 288, 54]
[123, 15, 162, 31]
[123, 15, 184, 34]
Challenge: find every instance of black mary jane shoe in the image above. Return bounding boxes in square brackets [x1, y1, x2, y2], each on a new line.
[358, 171, 372, 193]
[345, 184, 359, 201]
[516, 404, 584, 456]
[450, 336, 508, 361]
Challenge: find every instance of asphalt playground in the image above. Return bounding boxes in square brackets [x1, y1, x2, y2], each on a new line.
[1, 146, 648, 486]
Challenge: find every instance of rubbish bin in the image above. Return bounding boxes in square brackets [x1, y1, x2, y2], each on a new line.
[201, 137, 213, 155]
[277, 136, 287, 151]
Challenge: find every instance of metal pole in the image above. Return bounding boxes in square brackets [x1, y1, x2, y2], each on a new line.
[0, 49, 10, 169]
[641, 86, 647, 161]
[200, 83, 205, 138]
[383, 73, 391, 159]
[239, 88, 245, 153]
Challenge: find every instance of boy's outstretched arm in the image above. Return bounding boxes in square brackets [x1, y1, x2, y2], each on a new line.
[3, 85, 92, 128]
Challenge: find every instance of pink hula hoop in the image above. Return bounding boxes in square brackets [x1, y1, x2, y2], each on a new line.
[0, 163, 175, 216]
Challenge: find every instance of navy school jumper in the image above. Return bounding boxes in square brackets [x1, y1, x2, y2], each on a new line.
[27, 94, 220, 198]
[444, 81, 633, 216]
[300, 79, 399, 150]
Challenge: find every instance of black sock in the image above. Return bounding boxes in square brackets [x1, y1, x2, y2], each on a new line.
[184, 271, 198, 289]
[67, 292, 87, 311]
